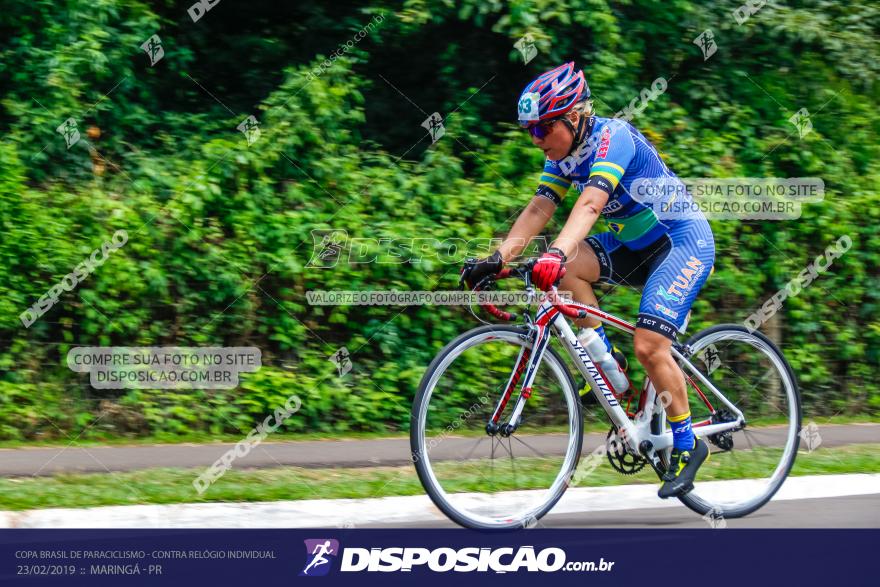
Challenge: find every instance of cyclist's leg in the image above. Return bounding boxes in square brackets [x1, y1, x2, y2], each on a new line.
[631, 219, 715, 495]
[633, 220, 715, 410]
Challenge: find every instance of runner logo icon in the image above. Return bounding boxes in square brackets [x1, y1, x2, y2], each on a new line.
[301, 539, 340, 576]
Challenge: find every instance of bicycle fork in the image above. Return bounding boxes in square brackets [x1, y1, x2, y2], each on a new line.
[486, 311, 554, 437]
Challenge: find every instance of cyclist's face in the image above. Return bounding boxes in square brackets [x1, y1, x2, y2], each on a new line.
[529, 112, 576, 161]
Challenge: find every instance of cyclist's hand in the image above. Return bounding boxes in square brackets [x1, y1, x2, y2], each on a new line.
[531, 248, 567, 291]
[460, 251, 503, 289]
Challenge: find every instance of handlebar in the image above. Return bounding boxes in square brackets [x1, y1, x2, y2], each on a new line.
[466, 259, 591, 322]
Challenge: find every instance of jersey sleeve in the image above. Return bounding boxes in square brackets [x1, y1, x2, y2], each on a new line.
[585, 119, 636, 195]
[534, 158, 572, 206]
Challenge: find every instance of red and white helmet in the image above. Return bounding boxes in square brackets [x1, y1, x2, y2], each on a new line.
[517, 62, 589, 126]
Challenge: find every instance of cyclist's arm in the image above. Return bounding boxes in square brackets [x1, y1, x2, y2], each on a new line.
[498, 164, 572, 262]
[498, 195, 558, 262]
[551, 187, 609, 257]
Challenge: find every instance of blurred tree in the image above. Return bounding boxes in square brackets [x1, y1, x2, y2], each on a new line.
[0, 0, 877, 438]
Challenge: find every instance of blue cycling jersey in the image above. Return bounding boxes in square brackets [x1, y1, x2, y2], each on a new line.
[533, 116, 716, 340]
[535, 116, 703, 250]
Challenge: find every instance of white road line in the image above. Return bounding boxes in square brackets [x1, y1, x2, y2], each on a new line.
[2, 473, 878, 528]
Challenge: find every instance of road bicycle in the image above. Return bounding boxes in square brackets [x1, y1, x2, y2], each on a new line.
[410, 259, 801, 530]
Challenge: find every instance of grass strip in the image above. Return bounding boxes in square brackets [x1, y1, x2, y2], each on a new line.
[0, 443, 876, 511]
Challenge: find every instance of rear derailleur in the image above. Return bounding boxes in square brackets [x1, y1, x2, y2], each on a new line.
[707, 409, 739, 451]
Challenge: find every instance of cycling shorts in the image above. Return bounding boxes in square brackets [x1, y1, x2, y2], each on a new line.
[585, 217, 715, 340]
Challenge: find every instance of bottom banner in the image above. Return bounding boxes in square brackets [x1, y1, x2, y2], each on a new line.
[0, 529, 873, 585]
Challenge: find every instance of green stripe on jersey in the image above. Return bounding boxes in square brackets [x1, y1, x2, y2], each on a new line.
[606, 207, 660, 242]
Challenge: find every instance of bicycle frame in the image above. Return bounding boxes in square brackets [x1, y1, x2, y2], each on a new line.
[488, 295, 746, 461]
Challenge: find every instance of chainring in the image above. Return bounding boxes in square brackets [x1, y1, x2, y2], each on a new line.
[605, 426, 647, 475]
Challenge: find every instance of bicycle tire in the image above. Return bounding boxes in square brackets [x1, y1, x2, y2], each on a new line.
[410, 324, 583, 530]
[653, 324, 802, 518]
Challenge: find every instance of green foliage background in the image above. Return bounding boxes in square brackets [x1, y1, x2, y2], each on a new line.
[1, 0, 878, 440]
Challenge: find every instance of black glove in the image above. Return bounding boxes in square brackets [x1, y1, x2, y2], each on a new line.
[460, 251, 504, 289]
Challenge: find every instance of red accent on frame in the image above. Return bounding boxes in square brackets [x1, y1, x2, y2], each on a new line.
[687, 374, 715, 412]
[492, 347, 531, 423]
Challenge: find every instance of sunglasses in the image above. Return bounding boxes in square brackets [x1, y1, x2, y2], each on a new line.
[526, 117, 562, 140]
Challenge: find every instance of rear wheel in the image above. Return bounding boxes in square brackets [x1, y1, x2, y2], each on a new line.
[654, 324, 801, 518]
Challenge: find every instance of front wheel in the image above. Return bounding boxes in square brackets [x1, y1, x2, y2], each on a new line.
[655, 324, 802, 518]
[411, 325, 583, 530]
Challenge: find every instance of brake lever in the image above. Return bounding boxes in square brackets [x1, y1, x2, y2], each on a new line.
[525, 260, 543, 292]
[475, 275, 496, 291]
[524, 278, 536, 304]
[459, 257, 478, 290]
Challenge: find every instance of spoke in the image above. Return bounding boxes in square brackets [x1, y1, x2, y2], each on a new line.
[490, 436, 496, 494]
[718, 354, 787, 415]
[754, 365, 776, 386]
[510, 434, 546, 458]
[741, 429, 757, 451]
[463, 436, 487, 461]
[738, 426, 783, 438]
[730, 435, 747, 475]
[496, 435, 514, 459]
[676, 334, 796, 511]
[698, 347, 790, 425]
[507, 436, 518, 487]
[697, 335, 769, 384]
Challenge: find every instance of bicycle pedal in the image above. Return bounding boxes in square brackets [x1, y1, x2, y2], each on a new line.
[579, 385, 597, 405]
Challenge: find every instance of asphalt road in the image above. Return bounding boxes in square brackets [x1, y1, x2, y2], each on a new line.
[338, 473, 880, 530]
[6, 474, 876, 528]
[364, 494, 880, 528]
[0, 423, 876, 476]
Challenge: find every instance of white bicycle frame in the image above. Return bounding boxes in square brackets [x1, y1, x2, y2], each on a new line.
[493, 295, 745, 460]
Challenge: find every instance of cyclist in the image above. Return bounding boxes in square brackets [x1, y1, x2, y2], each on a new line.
[461, 62, 716, 498]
